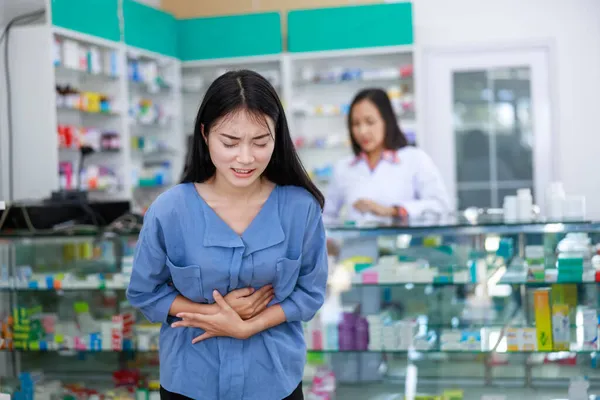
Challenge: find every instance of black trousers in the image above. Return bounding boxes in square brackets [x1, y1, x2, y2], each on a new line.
[160, 382, 303, 400]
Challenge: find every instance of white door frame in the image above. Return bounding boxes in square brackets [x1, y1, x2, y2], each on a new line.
[419, 40, 558, 212]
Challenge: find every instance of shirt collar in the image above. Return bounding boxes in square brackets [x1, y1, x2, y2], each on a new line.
[350, 149, 400, 167]
[199, 184, 285, 255]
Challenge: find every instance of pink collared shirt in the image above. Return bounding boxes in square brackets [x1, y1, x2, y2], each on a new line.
[350, 149, 400, 170]
[323, 147, 451, 225]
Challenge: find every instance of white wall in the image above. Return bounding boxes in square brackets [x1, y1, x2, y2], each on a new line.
[414, 0, 600, 216]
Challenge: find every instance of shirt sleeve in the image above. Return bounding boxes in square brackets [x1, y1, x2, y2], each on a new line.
[322, 163, 345, 225]
[126, 205, 178, 324]
[280, 200, 329, 322]
[401, 150, 452, 217]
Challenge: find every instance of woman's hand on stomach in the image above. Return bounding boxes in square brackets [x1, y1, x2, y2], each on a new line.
[224, 285, 274, 320]
[173, 290, 253, 343]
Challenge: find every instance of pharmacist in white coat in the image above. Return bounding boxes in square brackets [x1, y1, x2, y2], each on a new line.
[324, 88, 451, 225]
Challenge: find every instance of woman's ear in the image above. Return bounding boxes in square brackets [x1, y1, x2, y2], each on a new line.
[201, 123, 207, 143]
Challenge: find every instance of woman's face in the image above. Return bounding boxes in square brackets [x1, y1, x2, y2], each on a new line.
[205, 109, 275, 189]
[350, 99, 385, 154]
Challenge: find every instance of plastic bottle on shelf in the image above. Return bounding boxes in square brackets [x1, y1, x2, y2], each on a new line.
[104, 49, 120, 77]
[337, 312, 356, 351]
[62, 39, 79, 70]
[361, 69, 378, 81]
[300, 66, 316, 83]
[341, 68, 361, 81]
[545, 182, 565, 221]
[78, 45, 89, 71]
[88, 46, 102, 74]
[354, 316, 369, 351]
[379, 67, 400, 80]
[399, 64, 414, 78]
[503, 195, 518, 222]
[517, 188, 533, 222]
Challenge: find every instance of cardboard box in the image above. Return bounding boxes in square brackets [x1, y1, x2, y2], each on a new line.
[552, 304, 570, 351]
[533, 289, 553, 351]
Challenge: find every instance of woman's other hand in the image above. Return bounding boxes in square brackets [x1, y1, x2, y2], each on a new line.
[225, 285, 274, 320]
[173, 290, 251, 343]
[353, 198, 394, 217]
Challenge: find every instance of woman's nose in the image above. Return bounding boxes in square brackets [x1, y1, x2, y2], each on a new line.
[236, 144, 255, 164]
[357, 126, 369, 136]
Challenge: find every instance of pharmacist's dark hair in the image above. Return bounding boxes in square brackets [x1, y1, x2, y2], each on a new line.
[179, 135, 194, 182]
[348, 88, 409, 155]
[181, 69, 324, 209]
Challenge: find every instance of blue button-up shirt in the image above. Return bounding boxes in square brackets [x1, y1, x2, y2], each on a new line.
[127, 183, 328, 400]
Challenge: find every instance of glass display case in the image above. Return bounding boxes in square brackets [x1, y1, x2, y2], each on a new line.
[1, 219, 600, 399]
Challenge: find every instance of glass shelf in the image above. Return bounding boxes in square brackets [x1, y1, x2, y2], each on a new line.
[307, 348, 600, 354]
[2, 218, 600, 239]
[305, 325, 600, 354]
[4, 347, 599, 355]
[327, 217, 600, 237]
[54, 65, 120, 81]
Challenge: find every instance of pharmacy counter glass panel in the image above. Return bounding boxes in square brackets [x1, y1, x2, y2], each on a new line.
[1, 219, 600, 399]
[320, 219, 600, 399]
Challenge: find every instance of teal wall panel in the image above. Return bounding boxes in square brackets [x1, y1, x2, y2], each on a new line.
[51, 0, 121, 42]
[123, 0, 177, 57]
[177, 13, 282, 61]
[288, 3, 413, 53]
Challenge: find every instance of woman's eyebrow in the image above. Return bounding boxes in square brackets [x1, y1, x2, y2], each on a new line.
[219, 133, 241, 140]
[218, 133, 271, 140]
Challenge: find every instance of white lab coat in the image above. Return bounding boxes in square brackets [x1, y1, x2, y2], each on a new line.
[323, 146, 452, 225]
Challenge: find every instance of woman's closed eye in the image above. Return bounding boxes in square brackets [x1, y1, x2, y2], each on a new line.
[222, 141, 268, 148]
[222, 141, 238, 148]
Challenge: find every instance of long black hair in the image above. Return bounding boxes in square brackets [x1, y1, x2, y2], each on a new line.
[181, 69, 324, 209]
[348, 88, 409, 156]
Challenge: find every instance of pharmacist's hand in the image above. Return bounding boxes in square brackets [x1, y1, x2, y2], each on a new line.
[224, 285, 274, 320]
[173, 290, 250, 343]
[353, 199, 393, 217]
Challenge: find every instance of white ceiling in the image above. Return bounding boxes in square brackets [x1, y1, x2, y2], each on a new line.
[0, 0, 46, 26]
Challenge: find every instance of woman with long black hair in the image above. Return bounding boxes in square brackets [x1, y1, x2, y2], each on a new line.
[127, 70, 328, 400]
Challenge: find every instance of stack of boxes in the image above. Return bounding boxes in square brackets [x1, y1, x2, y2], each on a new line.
[304, 311, 369, 352]
[506, 327, 537, 352]
[0, 303, 138, 352]
[533, 288, 554, 351]
[53, 37, 120, 77]
[440, 329, 483, 351]
[352, 256, 436, 285]
[303, 311, 421, 352]
[525, 246, 546, 282]
[366, 315, 382, 351]
[506, 285, 598, 352]
[555, 233, 595, 283]
[134, 324, 161, 352]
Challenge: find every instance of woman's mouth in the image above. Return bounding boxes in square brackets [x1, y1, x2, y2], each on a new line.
[231, 168, 256, 178]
